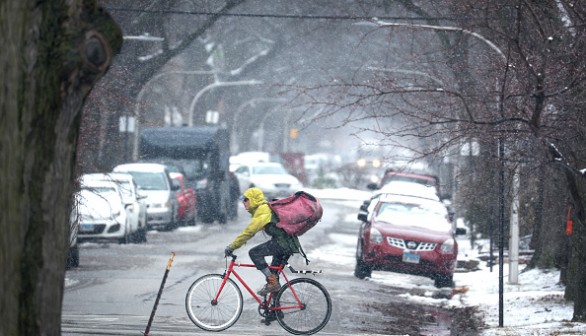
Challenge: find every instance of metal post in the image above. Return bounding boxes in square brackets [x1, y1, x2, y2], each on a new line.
[144, 252, 175, 336]
[498, 137, 505, 327]
[509, 166, 519, 284]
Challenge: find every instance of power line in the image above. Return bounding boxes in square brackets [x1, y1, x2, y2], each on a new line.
[106, 7, 497, 22]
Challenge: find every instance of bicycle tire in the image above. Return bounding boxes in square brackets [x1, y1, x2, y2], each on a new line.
[185, 274, 243, 331]
[274, 277, 332, 335]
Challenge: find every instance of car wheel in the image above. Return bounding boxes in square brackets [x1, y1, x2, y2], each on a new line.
[139, 227, 148, 243]
[218, 211, 227, 224]
[188, 215, 196, 226]
[66, 244, 79, 269]
[166, 208, 179, 231]
[434, 274, 454, 288]
[119, 222, 131, 244]
[354, 239, 372, 279]
[200, 209, 214, 224]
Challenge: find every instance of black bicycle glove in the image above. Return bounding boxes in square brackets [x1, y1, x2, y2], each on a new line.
[224, 245, 234, 257]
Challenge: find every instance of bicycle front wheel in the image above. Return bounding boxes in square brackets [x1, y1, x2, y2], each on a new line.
[185, 274, 243, 331]
[275, 277, 332, 335]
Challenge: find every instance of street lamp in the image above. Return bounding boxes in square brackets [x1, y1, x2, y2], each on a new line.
[132, 70, 216, 160]
[187, 80, 263, 126]
[231, 98, 287, 153]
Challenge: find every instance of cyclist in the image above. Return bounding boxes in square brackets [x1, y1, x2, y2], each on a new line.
[224, 187, 300, 296]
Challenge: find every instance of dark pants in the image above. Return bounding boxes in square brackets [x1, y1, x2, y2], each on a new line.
[249, 240, 290, 274]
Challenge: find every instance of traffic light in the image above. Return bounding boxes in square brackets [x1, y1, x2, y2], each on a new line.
[289, 128, 298, 139]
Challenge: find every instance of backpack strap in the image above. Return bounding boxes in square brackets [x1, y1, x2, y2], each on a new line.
[296, 237, 310, 265]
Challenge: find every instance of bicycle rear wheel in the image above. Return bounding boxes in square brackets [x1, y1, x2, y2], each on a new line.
[274, 277, 332, 335]
[185, 274, 243, 331]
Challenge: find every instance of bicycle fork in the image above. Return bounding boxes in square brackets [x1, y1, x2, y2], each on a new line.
[211, 269, 234, 305]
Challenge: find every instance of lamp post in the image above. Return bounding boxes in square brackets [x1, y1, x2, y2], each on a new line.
[187, 80, 263, 126]
[231, 98, 287, 153]
[132, 70, 216, 160]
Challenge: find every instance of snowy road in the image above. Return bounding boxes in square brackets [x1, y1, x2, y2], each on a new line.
[62, 197, 480, 335]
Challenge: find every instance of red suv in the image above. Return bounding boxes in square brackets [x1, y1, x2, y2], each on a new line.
[354, 194, 458, 288]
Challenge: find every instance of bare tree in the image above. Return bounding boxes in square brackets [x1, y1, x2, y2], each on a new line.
[291, 0, 586, 320]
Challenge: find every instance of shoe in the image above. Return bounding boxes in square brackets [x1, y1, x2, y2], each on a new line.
[261, 313, 277, 325]
[257, 274, 281, 296]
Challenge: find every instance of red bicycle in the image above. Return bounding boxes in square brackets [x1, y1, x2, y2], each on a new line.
[185, 254, 332, 335]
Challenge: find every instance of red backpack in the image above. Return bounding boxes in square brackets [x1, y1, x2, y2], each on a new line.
[269, 191, 323, 236]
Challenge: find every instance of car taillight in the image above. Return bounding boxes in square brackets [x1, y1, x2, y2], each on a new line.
[440, 238, 455, 254]
[369, 228, 383, 243]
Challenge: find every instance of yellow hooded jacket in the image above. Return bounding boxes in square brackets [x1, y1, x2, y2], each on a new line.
[228, 187, 300, 253]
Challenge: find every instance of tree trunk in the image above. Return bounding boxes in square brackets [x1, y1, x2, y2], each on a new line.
[561, 156, 586, 320]
[0, 1, 121, 334]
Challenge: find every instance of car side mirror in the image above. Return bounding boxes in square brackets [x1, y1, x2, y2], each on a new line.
[359, 200, 370, 212]
[455, 227, 467, 236]
[357, 211, 368, 222]
[366, 183, 379, 190]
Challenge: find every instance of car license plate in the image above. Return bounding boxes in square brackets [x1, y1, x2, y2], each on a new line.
[80, 224, 95, 232]
[402, 252, 420, 264]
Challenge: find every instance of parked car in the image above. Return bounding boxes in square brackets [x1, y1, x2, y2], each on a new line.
[67, 209, 79, 268]
[169, 172, 197, 226]
[139, 126, 232, 224]
[371, 181, 440, 202]
[81, 173, 149, 242]
[355, 194, 461, 288]
[72, 181, 132, 243]
[233, 161, 303, 201]
[367, 169, 446, 199]
[113, 163, 179, 231]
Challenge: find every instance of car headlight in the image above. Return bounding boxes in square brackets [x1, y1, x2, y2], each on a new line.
[150, 202, 172, 209]
[440, 238, 455, 254]
[369, 228, 383, 243]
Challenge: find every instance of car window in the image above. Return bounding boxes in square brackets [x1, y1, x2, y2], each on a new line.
[125, 172, 168, 190]
[383, 175, 435, 187]
[82, 186, 117, 194]
[375, 202, 450, 230]
[114, 181, 134, 201]
[252, 165, 287, 175]
[153, 158, 209, 181]
[235, 165, 248, 175]
[171, 178, 181, 189]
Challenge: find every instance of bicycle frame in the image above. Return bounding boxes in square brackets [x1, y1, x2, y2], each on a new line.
[213, 257, 303, 312]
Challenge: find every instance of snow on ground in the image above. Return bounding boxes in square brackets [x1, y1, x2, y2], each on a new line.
[306, 187, 586, 336]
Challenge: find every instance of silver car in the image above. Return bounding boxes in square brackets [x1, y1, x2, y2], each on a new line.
[113, 163, 179, 231]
